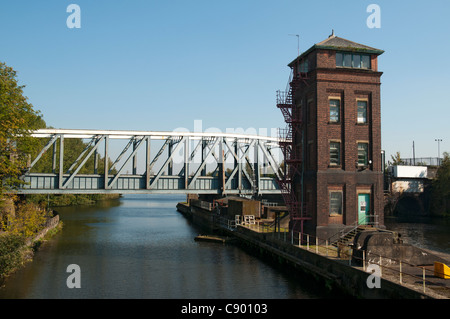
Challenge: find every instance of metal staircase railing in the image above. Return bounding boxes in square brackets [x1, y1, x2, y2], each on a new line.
[328, 215, 380, 247]
[275, 70, 311, 233]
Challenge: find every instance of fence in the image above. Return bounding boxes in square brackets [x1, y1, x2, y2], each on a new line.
[400, 157, 442, 167]
[231, 220, 450, 297]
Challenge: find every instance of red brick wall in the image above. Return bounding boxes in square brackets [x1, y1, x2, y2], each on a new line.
[292, 48, 384, 234]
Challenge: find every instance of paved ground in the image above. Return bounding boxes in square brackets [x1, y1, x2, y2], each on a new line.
[379, 263, 450, 299]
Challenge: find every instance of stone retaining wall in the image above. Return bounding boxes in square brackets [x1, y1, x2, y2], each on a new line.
[25, 212, 60, 246]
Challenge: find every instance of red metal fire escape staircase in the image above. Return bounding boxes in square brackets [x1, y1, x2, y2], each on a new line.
[276, 72, 311, 232]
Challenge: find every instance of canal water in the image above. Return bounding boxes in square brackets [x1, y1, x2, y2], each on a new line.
[1, 194, 448, 299]
[0, 194, 323, 299]
[384, 218, 450, 255]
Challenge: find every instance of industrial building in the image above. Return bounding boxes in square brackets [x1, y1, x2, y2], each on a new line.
[276, 32, 385, 239]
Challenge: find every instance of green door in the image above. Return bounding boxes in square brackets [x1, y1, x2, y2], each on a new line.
[358, 194, 370, 225]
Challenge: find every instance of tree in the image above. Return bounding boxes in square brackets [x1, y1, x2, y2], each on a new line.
[29, 137, 113, 175]
[0, 63, 117, 209]
[1, 202, 48, 238]
[0, 62, 45, 198]
[389, 152, 404, 166]
[431, 152, 450, 217]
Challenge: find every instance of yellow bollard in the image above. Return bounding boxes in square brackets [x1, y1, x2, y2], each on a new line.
[434, 262, 450, 279]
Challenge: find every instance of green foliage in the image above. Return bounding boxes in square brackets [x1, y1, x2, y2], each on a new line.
[25, 194, 114, 207]
[0, 233, 27, 280]
[0, 62, 117, 207]
[29, 137, 115, 175]
[26, 136, 118, 206]
[0, 62, 45, 196]
[389, 152, 404, 165]
[0, 233, 24, 255]
[431, 152, 450, 217]
[1, 202, 49, 238]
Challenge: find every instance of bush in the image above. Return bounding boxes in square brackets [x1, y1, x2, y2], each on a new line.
[25, 194, 120, 207]
[0, 234, 27, 280]
[1, 202, 48, 238]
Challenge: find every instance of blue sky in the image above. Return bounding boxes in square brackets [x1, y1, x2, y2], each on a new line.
[1, 0, 449, 161]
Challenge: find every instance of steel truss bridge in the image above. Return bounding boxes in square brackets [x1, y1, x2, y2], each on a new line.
[17, 129, 284, 196]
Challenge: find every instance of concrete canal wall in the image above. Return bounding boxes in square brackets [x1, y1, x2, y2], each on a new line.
[177, 200, 441, 299]
[225, 226, 432, 299]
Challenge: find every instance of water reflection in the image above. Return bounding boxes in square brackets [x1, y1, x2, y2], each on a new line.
[385, 218, 450, 254]
[0, 194, 320, 299]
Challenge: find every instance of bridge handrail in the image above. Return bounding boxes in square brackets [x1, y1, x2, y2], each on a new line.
[30, 128, 285, 144]
[398, 157, 442, 167]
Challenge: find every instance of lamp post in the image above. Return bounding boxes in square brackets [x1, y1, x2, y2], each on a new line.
[435, 139, 442, 165]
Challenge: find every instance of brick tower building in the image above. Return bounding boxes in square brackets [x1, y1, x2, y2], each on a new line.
[277, 32, 385, 239]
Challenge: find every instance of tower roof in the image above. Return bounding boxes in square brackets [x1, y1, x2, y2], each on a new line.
[315, 34, 384, 54]
[289, 33, 384, 66]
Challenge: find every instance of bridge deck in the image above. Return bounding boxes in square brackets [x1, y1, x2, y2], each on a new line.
[19, 173, 280, 195]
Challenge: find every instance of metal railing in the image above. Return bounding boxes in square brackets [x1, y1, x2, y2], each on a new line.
[261, 200, 279, 207]
[399, 157, 442, 167]
[325, 215, 380, 245]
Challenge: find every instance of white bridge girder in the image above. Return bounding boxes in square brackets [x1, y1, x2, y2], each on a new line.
[18, 129, 285, 195]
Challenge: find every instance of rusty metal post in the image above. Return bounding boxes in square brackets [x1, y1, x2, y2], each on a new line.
[363, 250, 366, 271]
[423, 267, 426, 293]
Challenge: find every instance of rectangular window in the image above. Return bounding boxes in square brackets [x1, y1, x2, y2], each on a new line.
[357, 100, 368, 123]
[343, 54, 352, 67]
[358, 143, 369, 166]
[336, 53, 343, 67]
[330, 192, 343, 215]
[329, 99, 340, 123]
[336, 52, 371, 69]
[330, 142, 340, 165]
[352, 54, 361, 68]
[361, 55, 370, 69]
[299, 60, 309, 73]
